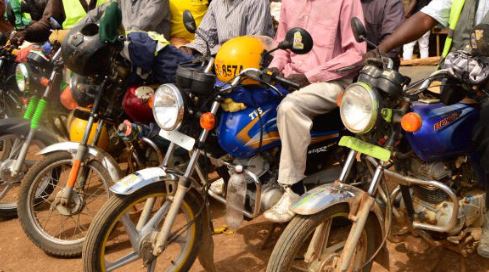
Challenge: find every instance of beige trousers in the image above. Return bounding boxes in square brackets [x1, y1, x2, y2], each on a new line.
[277, 81, 348, 185]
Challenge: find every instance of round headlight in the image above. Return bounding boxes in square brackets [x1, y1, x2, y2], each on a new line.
[15, 63, 30, 92]
[152, 84, 185, 131]
[340, 82, 378, 134]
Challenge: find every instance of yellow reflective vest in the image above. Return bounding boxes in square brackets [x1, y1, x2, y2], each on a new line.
[61, 0, 107, 29]
[442, 0, 466, 57]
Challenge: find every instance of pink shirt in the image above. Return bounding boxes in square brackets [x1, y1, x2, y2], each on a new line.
[270, 0, 367, 83]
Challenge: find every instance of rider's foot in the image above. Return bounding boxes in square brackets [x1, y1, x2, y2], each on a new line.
[263, 187, 300, 223]
[478, 213, 489, 258]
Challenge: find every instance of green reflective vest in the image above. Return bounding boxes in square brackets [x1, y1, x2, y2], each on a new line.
[441, 0, 466, 57]
[6, 0, 31, 30]
[61, 0, 107, 29]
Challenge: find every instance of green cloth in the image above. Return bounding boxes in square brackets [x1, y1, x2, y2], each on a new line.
[99, 1, 122, 44]
[6, 0, 31, 29]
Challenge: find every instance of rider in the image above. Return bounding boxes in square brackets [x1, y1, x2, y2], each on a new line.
[369, 0, 489, 258]
[10, 0, 107, 45]
[362, 0, 405, 69]
[263, 0, 366, 223]
[179, 0, 275, 55]
[77, 0, 171, 38]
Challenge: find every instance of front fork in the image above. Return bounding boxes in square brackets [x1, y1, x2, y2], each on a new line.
[61, 79, 107, 202]
[151, 101, 221, 256]
[337, 159, 384, 272]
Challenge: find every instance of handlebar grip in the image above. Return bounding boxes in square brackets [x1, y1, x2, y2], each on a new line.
[274, 75, 300, 89]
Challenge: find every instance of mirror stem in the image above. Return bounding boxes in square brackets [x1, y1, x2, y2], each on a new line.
[195, 30, 211, 57]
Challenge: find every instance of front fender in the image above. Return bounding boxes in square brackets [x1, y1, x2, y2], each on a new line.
[292, 182, 389, 269]
[38, 142, 122, 182]
[110, 167, 173, 195]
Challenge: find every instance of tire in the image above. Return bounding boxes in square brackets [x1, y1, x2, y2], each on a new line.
[17, 151, 113, 257]
[267, 204, 379, 272]
[83, 182, 203, 272]
[0, 129, 55, 219]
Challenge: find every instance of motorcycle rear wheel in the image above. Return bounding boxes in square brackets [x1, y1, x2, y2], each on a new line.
[17, 151, 112, 257]
[83, 182, 202, 272]
[267, 203, 378, 272]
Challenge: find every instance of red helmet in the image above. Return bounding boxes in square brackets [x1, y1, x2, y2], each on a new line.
[122, 86, 155, 124]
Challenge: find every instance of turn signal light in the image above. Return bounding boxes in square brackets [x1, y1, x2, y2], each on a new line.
[147, 94, 154, 109]
[401, 112, 422, 132]
[200, 112, 216, 131]
[336, 92, 344, 107]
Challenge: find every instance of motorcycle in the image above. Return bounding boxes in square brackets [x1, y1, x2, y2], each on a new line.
[0, 43, 69, 218]
[267, 18, 488, 272]
[81, 12, 346, 271]
[16, 22, 164, 257]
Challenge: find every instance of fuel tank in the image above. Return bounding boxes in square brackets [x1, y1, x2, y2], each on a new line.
[217, 84, 341, 158]
[404, 102, 479, 162]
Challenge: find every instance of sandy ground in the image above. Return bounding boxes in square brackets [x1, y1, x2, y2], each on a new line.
[4, 65, 489, 272]
[3, 199, 489, 272]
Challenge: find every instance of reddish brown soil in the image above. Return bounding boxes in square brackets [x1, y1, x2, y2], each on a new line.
[2, 201, 489, 272]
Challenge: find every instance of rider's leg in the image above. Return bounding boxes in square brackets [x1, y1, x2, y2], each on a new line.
[263, 80, 347, 223]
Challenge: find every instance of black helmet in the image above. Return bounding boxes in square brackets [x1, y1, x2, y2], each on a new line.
[470, 24, 489, 57]
[62, 23, 113, 76]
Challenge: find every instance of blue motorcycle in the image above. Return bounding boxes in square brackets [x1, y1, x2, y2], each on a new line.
[268, 18, 487, 272]
[82, 22, 348, 270]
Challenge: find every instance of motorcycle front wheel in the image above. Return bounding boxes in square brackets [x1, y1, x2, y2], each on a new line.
[266, 203, 379, 272]
[0, 132, 50, 218]
[83, 182, 202, 272]
[17, 151, 112, 257]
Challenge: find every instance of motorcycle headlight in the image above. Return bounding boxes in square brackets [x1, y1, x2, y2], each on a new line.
[152, 84, 185, 131]
[340, 82, 379, 134]
[15, 63, 30, 92]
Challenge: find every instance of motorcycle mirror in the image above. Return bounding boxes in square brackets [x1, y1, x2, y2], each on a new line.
[49, 17, 62, 30]
[183, 10, 197, 34]
[278, 27, 313, 55]
[351, 17, 367, 43]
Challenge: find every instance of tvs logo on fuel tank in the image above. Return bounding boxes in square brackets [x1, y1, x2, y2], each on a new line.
[433, 111, 461, 131]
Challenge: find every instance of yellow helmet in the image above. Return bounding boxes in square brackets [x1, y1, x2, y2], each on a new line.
[214, 36, 270, 83]
[67, 111, 110, 150]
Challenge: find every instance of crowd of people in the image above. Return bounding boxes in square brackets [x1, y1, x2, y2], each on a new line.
[2, 0, 489, 259]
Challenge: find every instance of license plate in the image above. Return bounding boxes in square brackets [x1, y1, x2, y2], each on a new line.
[158, 129, 195, 151]
[339, 136, 391, 161]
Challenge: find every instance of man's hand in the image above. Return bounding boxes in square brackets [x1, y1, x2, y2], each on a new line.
[286, 73, 310, 88]
[268, 67, 283, 77]
[10, 31, 25, 46]
[179, 46, 194, 56]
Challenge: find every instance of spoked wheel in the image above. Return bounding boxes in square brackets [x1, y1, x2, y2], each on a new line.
[17, 151, 112, 257]
[0, 134, 45, 218]
[83, 183, 202, 272]
[267, 204, 378, 272]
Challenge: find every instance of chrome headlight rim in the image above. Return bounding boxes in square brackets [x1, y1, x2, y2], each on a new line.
[15, 63, 30, 92]
[340, 82, 379, 135]
[152, 83, 185, 131]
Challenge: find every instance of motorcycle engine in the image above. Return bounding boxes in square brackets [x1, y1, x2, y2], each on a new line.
[408, 157, 486, 231]
[233, 154, 283, 213]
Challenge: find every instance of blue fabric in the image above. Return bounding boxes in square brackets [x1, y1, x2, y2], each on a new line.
[127, 32, 193, 83]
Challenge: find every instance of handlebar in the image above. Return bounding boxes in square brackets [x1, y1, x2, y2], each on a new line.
[227, 68, 301, 90]
[274, 75, 300, 89]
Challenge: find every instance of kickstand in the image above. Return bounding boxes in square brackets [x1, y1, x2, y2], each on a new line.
[260, 223, 281, 250]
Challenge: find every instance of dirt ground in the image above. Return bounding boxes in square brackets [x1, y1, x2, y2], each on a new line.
[3, 198, 489, 272]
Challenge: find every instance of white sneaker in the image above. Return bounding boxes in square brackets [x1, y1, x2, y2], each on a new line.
[263, 187, 300, 223]
[210, 178, 225, 195]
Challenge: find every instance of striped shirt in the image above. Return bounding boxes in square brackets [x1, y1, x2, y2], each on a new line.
[185, 0, 275, 54]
